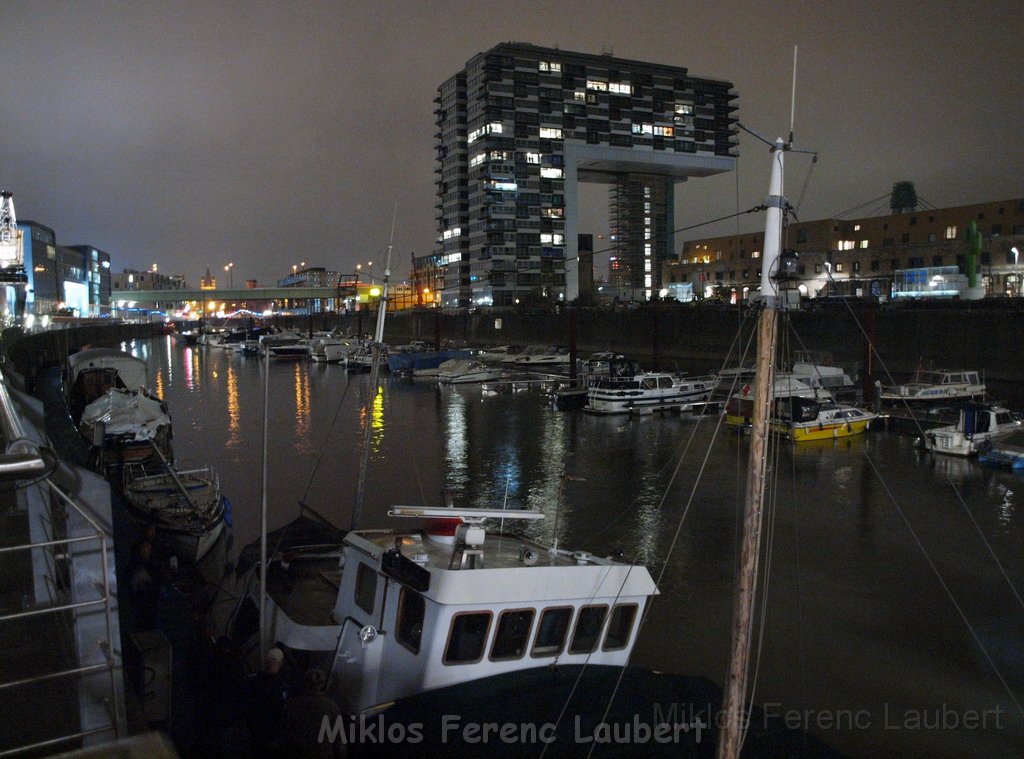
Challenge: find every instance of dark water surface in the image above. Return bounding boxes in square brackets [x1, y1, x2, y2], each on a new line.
[129, 336, 1024, 758]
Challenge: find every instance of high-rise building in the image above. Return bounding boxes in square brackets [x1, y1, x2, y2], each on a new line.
[435, 42, 737, 307]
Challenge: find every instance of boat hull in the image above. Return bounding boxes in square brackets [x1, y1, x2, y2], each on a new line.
[774, 418, 873, 441]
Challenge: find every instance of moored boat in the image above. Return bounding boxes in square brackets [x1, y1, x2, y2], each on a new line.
[123, 465, 229, 564]
[879, 369, 985, 403]
[978, 428, 1024, 469]
[920, 402, 1020, 457]
[586, 369, 718, 415]
[770, 397, 877, 441]
[249, 506, 656, 714]
[438, 359, 504, 384]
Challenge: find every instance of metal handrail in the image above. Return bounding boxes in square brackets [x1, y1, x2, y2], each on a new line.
[0, 476, 121, 755]
[0, 365, 47, 473]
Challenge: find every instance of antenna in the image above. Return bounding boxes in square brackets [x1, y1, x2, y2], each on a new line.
[789, 46, 798, 145]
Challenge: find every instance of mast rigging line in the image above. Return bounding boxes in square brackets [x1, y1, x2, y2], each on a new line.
[862, 453, 1024, 718]
[542, 308, 761, 759]
[579, 315, 764, 757]
[816, 268, 1024, 616]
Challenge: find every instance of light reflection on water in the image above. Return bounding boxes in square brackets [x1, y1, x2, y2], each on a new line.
[142, 337, 1024, 758]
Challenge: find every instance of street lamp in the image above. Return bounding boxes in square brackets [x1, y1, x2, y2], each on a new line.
[224, 262, 234, 289]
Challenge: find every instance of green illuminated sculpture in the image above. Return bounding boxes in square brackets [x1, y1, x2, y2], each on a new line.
[964, 220, 981, 289]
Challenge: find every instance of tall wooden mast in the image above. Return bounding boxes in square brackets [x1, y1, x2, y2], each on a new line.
[716, 137, 787, 759]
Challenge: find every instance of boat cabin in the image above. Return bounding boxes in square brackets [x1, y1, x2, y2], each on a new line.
[266, 507, 656, 714]
[66, 348, 149, 421]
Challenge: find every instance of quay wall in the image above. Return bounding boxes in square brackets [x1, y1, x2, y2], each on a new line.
[1, 322, 167, 389]
[288, 301, 1024, 385]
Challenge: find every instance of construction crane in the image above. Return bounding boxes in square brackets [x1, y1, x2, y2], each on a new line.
[0, 191, 24, 271]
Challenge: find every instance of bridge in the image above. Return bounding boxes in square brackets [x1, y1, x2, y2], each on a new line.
[112, 286, 360, 304]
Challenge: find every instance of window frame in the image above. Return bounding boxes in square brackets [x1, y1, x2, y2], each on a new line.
[443, 610, 493, 666]
[354, 562, 377, 616]
[568, 604, 610, 656]
[602, 603, 639, 652]
[395, 587, 426, 655]
[530, 606, 574, 658]
[488, 608, 536, 662]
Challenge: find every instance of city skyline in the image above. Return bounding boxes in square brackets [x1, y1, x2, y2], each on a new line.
[1, 0, 1021, 288]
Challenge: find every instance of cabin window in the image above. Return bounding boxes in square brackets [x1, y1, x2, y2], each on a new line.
[569, 605, 608, 655]
[355, 563, 377, 616]
[444, 612, 492, 664]
[603, 604, 638, 651]
[490, 609, 535, 661]
[996, 413, 1013, 426]
[966, 373, 979, 384]
[396, 588, 426, 654]
[658, 377, 673, 389]
[531, 607, 573, 657]
[947, 374, 963, 384]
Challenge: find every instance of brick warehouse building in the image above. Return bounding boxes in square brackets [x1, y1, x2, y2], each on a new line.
[665, 194, 1024, 300]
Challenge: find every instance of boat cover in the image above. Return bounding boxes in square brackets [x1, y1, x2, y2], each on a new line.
[80, 389, 170, 440]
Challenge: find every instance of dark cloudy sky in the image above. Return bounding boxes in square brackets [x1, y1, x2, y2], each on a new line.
[2, 0, 1021, 286]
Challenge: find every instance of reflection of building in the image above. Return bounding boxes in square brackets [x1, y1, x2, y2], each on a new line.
[665, 195, 1024, 300]
[436, 42, 737, 307]
[13, 220, 112, 316]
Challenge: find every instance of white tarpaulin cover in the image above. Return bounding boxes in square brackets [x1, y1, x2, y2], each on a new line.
[80, 389, 170, 440]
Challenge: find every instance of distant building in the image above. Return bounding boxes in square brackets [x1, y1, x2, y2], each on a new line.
[12, 220, 115, 316]
[436, 42, 737, 308]
[410, 252, 444, 307]
[277, 266, 349, 313]
[665, 194, 1024, 300]
[200, 267, 216, 290]
[112, 268, 188, 312]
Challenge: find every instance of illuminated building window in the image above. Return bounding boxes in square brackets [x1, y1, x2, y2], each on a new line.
[859, 239, 869, 248]
[609, 82, 632, 95]
[674, 103, 693, 115]
[470, 153, 486, 167]
[631, 123, 653, 135]
[538, 61, 562, 72]
[574, 91, 586, 101]
[525, 152, 542, 164]
[540, 167, 563, 179]
[944, 225, 957, 239]
[586, 80, 608, 91]
[853, 224, 861, 231]
[539, 127, 562, 139]
[653, 126, 674, 137]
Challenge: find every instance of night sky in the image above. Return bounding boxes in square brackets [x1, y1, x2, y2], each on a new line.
[2, 1, 1021, 286]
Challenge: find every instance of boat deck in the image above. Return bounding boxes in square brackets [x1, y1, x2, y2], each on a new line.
[267, 554, 341, 626]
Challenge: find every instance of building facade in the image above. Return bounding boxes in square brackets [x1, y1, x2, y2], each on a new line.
[410, 252, 444, 307]
[436, 42, 737, 308]
[665, 197, 1024, 300]
[13, 221, 112, 317]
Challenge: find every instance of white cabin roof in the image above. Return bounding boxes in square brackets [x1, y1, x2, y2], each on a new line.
[346, 529, 658, 605]
[68, 348, 148, 390]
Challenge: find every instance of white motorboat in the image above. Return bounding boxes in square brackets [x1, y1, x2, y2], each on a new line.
[586, 370, 718, 415]
[790, 362, 860, 403]
[253, 506, 656, 714]
[880, 369, 985, 403]
[267, 340, 311, 360]
[920, 403, 1021, 457]
[724, 372, 829, 427]
[438, 359, 504, 384]
[311, 337, 358, 363]
[507, 345, 571, 368]
[475, 345, 521, 364]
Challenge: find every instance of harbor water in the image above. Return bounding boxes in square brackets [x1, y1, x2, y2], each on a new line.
[135, 335, 1023, 758]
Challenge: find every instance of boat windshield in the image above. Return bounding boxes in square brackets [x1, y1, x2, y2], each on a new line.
[918, 372, 948, 385]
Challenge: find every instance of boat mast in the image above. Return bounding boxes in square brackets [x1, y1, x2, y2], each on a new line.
[258, 332, 271, 656]
[351, 212, 396, 530]
[716, 137, 786, 759]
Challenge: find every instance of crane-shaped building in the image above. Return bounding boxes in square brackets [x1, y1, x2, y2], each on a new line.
[0, 191, 25, 273]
